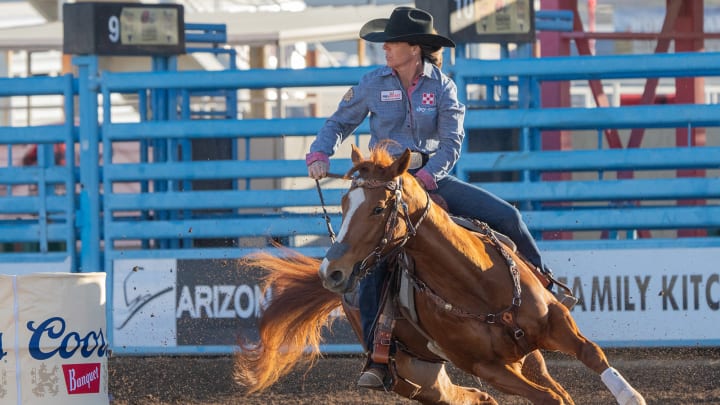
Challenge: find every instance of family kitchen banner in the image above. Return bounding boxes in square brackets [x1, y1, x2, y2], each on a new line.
[0, 273, 108, 405]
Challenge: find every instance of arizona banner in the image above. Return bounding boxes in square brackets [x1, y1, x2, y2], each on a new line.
[0, 273, 108, 405]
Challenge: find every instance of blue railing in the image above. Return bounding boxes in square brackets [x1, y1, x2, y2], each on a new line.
[0, 74, 76, 268]
[452, 51, 720, 249]
[1, 48, 720, 354]
[0, 52, 717, 267]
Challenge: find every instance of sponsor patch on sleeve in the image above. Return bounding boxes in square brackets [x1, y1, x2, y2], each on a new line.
[342, 87, 354, 102]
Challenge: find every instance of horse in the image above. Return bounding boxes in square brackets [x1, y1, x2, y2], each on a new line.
[235, 144, 646, 405]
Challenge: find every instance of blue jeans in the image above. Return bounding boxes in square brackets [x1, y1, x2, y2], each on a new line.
[359, 263, 388, 350]
[358, 174, 546, 352]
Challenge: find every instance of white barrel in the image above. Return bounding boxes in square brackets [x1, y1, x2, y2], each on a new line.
[0, 272, 108, 405]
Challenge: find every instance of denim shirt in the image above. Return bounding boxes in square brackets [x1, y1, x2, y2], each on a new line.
[309, 61, 465, 184]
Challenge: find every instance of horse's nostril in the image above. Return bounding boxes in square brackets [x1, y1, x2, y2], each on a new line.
[329, 270, 344, 283]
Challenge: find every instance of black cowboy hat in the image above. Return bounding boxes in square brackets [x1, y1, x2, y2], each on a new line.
[360, 6, 455, 48]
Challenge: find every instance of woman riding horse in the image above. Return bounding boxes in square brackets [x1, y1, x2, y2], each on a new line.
[235, 145, 646, 404]
[305, 6, 573, 389]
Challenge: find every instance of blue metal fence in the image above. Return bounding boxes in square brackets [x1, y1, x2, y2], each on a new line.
[0, 74, 76, 268]
[1, 51, 718, 266]
[452, 51, 720, 249]
[1, 47, 720, 353]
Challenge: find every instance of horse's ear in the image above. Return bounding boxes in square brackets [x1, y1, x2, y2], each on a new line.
[391, 149, 412, 175]
[351, 144, 363, 164]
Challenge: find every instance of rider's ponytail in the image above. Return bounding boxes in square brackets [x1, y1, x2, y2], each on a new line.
[424, 45, 443, 69]
[411, 29, 444, 68]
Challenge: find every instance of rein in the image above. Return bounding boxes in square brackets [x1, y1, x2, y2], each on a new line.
[314, 173, 349, 244]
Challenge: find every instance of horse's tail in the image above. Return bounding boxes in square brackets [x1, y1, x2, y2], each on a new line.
[234, 249, 341, 394]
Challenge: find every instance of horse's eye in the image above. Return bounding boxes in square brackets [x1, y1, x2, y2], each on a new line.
[372, 206, 385, 215]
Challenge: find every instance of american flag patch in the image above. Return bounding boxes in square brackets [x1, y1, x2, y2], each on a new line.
[422, 93, 435, 105]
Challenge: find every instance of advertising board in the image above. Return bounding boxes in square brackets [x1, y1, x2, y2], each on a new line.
[111, 258, 356, 351]
[0, 273, 108, 405]
[545, 247, 720, 346]
[112, 248, 720, 352]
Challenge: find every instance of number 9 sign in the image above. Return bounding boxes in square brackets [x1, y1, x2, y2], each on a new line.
[62, 2, 185, 56]
[108, 15, 120, 43]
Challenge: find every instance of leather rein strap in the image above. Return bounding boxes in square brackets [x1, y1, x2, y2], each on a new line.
[314, 172, 349, 244]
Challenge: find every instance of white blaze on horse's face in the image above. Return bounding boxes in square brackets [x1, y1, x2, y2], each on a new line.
[336, 187, 364, 244]
[318, 186, 365, 293]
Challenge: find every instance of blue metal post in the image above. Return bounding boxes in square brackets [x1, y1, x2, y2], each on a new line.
[73, 56, 101, 273]
[63, 74, 77, 271]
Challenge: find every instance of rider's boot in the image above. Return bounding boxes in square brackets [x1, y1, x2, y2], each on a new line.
[536, 265, 577, 310]
[555, 290, 578, 310]
[357, 361, 388, 389]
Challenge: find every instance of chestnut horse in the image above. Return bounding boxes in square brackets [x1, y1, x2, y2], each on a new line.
[235, 145, 646, 405]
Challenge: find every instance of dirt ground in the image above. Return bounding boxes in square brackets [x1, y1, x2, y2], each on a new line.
[108, 347, 720, 405]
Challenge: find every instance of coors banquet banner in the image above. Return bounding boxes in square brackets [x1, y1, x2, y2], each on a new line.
[0, 273, 108, 405]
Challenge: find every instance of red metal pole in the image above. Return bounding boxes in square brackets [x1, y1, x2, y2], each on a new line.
[674, 0, 707, 237]
[539, 0, 574, 241]
[624, 0, 683, 151]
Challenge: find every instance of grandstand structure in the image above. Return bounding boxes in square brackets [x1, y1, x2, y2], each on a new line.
[0, 0, 719, 353]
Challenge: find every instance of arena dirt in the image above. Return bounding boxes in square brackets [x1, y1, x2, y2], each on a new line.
[108, 347, 720, 404]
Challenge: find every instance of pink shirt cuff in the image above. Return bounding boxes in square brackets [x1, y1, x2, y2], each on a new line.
[305, 151, 329, 166]
[415, 169, 437, 191]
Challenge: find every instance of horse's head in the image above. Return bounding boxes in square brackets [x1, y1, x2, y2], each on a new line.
[318, 144, 431, 294]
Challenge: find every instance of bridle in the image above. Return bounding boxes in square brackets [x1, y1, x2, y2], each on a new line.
[319, 173, 432, 290]
[353, 175, 430, 273]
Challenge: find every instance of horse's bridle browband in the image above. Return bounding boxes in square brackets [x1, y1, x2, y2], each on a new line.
[348, 174, 431, 285]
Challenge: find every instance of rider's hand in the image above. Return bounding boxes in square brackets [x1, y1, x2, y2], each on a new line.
[308, 160, 329, 179]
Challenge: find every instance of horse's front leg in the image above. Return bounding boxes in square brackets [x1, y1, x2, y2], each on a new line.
[542, 304, 646, 405]
[521, 350, 574, 405]
[393, 350, 498, 405]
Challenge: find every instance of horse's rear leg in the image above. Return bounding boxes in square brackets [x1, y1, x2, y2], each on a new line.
[393, 350, 497, 405]
[544, 305, 646, 405]
[522, 350, 574, 405]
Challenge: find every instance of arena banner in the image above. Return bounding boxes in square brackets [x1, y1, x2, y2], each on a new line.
[112, 259, 177, 348]
[175, 259, 268, 345]
[112, 258, 357, 350]
[111, 247, 720, 352]
[545, 247, 720, 346]
[0, 272, 108, 405]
